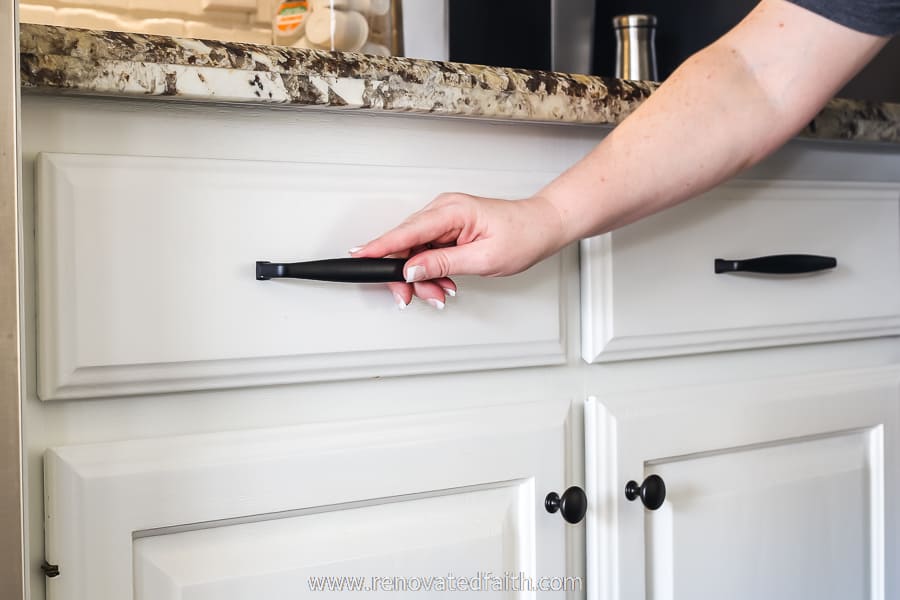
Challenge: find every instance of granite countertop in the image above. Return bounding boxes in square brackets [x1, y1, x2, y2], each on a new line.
[19, 23, 900, 145]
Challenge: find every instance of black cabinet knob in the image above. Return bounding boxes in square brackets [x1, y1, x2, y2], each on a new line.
[544, 486, 587, 524]
[625, 474, 666, 510]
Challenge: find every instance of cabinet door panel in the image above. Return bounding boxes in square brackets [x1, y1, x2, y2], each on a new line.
[45, 400, 571, 600]
[585, 367, 900, 600]
[648, 431, 873, 600]
[135, 486, 528, 599]
[36, 152, 564, 400]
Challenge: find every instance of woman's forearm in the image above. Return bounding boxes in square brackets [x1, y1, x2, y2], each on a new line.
[353, 0, 887, 305]
[539, 0, 888, 246]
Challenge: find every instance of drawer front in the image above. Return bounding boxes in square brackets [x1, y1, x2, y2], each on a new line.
[581, 179, 900, 362]
[36, 153, 565, 400]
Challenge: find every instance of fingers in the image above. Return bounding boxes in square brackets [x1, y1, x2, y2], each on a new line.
[386, 282, 412, 310]
[413, 280, 448, 310]
[352, 202, 466, 260]
[386, 278, 456, 311]
[401, 244, 489, 280]
[432, 277, 457, 298]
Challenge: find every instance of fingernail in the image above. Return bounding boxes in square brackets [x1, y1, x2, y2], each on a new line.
[348, 246, 363, 254]
[393, 292, 407, 311]
[405, 265, 426, 283]
[442, 287, 456, 297]
[427, 298, 445, 311]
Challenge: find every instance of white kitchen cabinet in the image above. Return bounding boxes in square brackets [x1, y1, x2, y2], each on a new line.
[45, 399, 574, 600]
[581, 178, 900, 362]
[585, 366, 900, 600]
[19, 93, 900, 600]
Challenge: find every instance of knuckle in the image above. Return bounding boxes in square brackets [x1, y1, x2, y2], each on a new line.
[432, 192, 472, 208]
[430, 250, 453, 278]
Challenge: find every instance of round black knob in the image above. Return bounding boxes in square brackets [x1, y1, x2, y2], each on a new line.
[624, 474, 666, 510]
[544, 486, 587, 524]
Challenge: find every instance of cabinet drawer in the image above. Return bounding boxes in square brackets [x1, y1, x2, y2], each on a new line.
[581, 179, 900, 362]
[36, 153, 565, 400]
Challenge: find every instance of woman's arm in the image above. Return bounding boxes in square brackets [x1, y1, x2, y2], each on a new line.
[353, 0, 889, 307]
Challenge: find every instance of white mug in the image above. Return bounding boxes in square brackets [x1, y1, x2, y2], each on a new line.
[306, 8, 369, 51]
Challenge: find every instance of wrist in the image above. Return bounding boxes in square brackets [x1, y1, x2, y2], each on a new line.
[524, 193, 569, 259]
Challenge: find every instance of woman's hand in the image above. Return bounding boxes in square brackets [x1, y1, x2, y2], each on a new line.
[350, 192, 566, 309]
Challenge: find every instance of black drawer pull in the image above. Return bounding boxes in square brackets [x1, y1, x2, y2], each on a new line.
[256, 258, 407, 283]
[714, 254, 837, 275]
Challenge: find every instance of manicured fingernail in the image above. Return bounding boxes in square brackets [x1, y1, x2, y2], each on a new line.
[348, 246, 363, 254]
[442, 287, 456, 297]
[393, 293, 407, 311]
[427, 298, 445, 311]
[405, 265, 426, 283]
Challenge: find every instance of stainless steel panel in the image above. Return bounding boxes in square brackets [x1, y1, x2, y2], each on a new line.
[551, 0, 595, 74]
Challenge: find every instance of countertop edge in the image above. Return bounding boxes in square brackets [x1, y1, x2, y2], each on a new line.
[18, 24, 900, 145]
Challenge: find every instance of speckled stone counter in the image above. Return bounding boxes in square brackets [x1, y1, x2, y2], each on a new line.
[19, 23, 900, 145]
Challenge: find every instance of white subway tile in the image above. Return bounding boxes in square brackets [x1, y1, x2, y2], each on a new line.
[201, 0, 256, 13]
[129, 0, 248, 22]
[254, 0, 276, 26]
[19, 5, 60, 25]
[138, 17, 186, 36]
[20, 0, 64, 8]
[128, 0, 201, 14]
[233, 27, 272, 45]
[185, 21, 270, 43]
[58, 7, 128, 31]
[59, 0, 130, 9]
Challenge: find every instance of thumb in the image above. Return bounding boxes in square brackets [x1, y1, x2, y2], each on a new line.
[403, 244, 491, 281]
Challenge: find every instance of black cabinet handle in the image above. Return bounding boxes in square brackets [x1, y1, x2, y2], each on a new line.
[256, 258, 407, 283]
[545, 486, 587, 524]
[714, 254, 836, 275]
[625, 475, 666, 510]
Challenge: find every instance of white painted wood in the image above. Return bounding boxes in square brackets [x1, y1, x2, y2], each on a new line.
[581, 179, 900, 362]
[36, 152, 565, 400]
[134, 485, 528, 599]
[45, 399, 572, 600]
[20, 93, 900, 600]
[584, 366, 900, 600]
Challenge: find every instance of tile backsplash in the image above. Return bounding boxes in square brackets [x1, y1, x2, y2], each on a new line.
[19, 0, 277, 44]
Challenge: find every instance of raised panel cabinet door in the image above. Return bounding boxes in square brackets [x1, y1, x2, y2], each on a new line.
[584, 366, 900, 600]
[45, 399, 579, 600]
[35, 152, 565, 400]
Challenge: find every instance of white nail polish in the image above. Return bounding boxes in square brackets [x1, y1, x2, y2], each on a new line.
[427, 298, 445, 311]
[442, 287, 456, 297]
[393, 293, 407, 311]
[405, 265, 426, 283]
[348, 246, 363, 254]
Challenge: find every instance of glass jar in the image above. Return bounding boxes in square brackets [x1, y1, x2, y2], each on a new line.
[273, 0, 403, 57]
